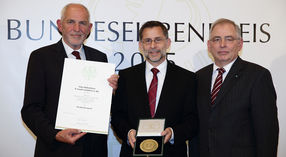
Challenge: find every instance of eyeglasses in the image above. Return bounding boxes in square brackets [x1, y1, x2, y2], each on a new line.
[141, 37, 166, 45]
[210, 36, 240, 44]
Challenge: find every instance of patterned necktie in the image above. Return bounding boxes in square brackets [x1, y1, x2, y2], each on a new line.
[211, 68, 225, 105]
[72, 51, 81, 59]
[148, 68, 159, 118]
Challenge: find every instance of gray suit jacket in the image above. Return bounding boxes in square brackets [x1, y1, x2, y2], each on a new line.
[196, 57, 279, 157]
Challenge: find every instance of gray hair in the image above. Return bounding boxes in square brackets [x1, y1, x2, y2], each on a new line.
[60, 3, 90, 22]
[209, 18, 241, 39]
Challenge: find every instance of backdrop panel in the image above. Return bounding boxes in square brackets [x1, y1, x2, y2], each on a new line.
[0, 0, 285, 156]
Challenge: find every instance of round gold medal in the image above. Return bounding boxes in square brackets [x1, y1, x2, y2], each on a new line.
[140, 139, 158, 153]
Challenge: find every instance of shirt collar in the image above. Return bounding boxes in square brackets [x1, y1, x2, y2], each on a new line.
[146, 59, 167, 74]
[212, 57, 237, 74]
[62, 38, 84, 56]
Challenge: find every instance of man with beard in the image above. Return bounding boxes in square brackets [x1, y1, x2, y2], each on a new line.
[111, 21, 198, 157]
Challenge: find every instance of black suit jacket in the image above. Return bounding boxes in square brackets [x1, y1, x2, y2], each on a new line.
[111, 61, 198, 157]
[21, 40, 108, 157]
[196, 57, 279, 157]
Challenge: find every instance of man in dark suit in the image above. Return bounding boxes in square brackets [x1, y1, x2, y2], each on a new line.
[21, 3, 118, 157]
[196, 18, 279, 157]
[111, 21, 198, 157]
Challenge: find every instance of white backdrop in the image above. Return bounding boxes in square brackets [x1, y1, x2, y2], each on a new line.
[0, 0, 285, 156]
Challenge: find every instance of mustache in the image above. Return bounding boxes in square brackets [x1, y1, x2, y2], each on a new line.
[71, 33, 83, 36]
[146, 49, 160, 53]
[71, 32, 84, 36]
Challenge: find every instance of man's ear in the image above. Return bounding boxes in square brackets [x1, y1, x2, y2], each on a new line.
[56, 19, 62, 34]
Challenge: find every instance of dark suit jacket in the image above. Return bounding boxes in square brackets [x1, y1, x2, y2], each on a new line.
[196, 57, 279, 157]
[21, 40, 108, 157]
[111, 61, 198, 157]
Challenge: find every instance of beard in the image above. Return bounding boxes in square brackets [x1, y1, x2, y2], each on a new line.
[143, 49, 166, 63]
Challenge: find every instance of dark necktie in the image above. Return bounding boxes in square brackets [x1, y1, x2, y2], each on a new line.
[148, 68, 159, 118]
[211, 68, 225, 105]
[72, 51, 81, 59]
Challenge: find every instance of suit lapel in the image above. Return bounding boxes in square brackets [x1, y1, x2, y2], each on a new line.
[214, 57, 244, 106]
[54, 40, 68, 69]
[202, 65, 213, 106]
[55, 40, 68, 59]
[50, 40, 68, 87]
[135, 62, 152, 117]
[83, 45, 92, 60]
[154, 61, 174, 117]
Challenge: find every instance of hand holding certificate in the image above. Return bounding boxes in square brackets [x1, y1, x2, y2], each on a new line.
[55, 58, 115, 134]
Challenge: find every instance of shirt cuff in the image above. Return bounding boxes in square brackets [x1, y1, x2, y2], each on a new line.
[169, 127, 174, 144]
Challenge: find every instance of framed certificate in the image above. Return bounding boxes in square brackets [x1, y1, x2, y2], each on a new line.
[55, 58, 115, 134]
[133, 119, 165, 156]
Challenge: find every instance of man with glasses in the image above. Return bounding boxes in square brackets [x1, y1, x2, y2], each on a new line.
[111, 21, 198, 156]
[196, 18, 279, 157]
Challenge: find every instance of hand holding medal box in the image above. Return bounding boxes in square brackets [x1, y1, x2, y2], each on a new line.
[133, 119, 165, 156]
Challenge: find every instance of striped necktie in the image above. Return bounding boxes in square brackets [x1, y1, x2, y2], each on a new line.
[211, 68, 225, 105]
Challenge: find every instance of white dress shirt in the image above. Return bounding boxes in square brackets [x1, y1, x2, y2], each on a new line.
[146, 60, 174, 143]
[145, 59, 167, 112]
[62, 39, 86, 60]
[211, 58, 237, 91]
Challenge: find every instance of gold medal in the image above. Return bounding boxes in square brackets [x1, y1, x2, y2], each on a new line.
[140, 139, 158, 153]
